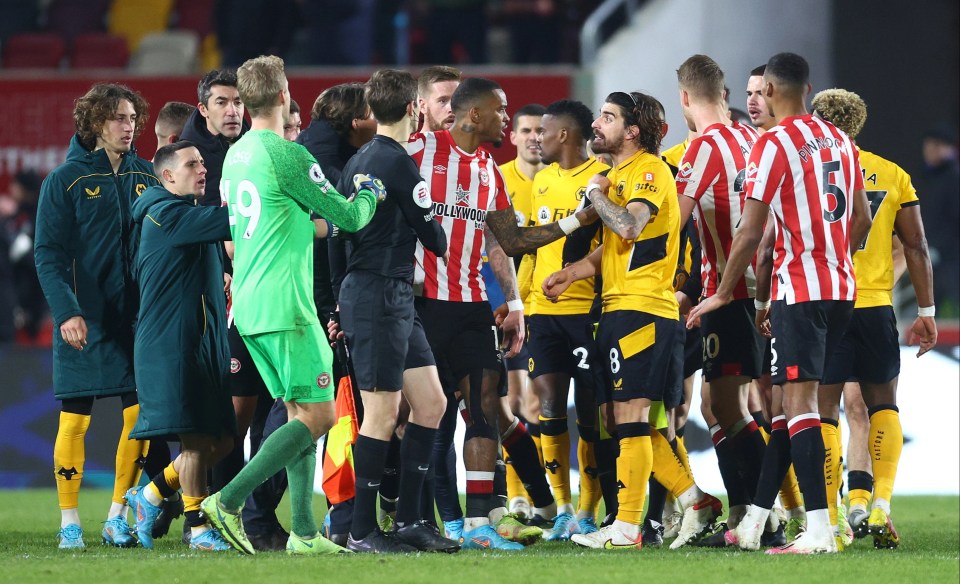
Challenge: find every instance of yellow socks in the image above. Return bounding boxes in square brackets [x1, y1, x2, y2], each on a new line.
[821, 418, 842, 525]
[650, 431, 695, 497]
[539, 416, 571, 507]
[112, 404, 149, 506]
[869, 407, 903, 507]
[54, 412, 91, 510]
[615, 423, 652, 526]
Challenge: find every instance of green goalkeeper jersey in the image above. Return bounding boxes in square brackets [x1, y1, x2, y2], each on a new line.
[222, 129, 376, 335]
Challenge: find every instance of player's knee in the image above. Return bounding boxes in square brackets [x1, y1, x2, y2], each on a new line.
[464, 419, 498, 442]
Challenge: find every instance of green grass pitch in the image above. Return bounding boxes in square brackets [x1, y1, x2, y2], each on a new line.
[2, 489, 957, 584]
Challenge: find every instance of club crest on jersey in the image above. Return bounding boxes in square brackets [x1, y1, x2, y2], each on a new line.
[136, 183, 147, 195]
[413, 180, 431, 208]
[576, 186, 586, 201]
[317, 373, 331, 388]
[230, 358, 241, 374]
[616, 181, 626, 197]
[538, 206, 550, 224]
[478, 168, 490, 186]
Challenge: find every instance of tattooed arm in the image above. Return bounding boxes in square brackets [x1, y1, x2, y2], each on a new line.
[588, 175, 649, 241]
[485, 202, 595, 256]
[485, 225, 525, 356]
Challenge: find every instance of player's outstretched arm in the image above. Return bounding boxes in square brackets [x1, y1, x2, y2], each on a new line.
[688, 198, 768, 328]
[895, 204, 937, 356]
[486, 202, 593, 257]
[485, 226, 525, 357]
[277, 145, 378, 233]
[542, 245, 601, 302]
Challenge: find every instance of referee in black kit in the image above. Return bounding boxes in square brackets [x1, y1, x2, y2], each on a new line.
[335, 69, 457, 554]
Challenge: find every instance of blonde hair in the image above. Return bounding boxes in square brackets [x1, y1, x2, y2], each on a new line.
[237, 55, 286, 118]
[811, 88, 867, 140]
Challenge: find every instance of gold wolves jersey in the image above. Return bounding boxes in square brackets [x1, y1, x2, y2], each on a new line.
[854, 148, 919, 308]
[529, 157, 609, 315]
[600, 150, 680, 319]
[660, 139, 689, 170]
[501, 158, 536, 312]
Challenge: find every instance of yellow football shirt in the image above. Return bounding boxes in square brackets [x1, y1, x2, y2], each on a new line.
[660, 140, 689, 170]
[528, 157, 609, 315]
[854, 148, 919, 308]
[501, 158, 536, 311]
[600, 150, 680, 320]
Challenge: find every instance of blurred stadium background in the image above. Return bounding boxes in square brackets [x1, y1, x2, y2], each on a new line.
[0, 0, 957, 496]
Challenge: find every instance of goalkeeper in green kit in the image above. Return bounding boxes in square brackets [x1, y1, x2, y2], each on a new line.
[202, 55, 384, 555]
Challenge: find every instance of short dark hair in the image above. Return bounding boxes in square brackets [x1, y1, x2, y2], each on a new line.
[366, 69, 418, 124]
[676, 54, 725, 102]
[451, 77, 502, 114]
[750, 64, 766, 77]
[311, 83, 368, 137]
[154, 140, 198, 175]
[156, 101, 195, 138]
[765, 53, 809, 96]
[74, 83, 149, 151]
[728, 107, 752, 125]
[512, 104, 546, 128]
[289, 99, 300, 115]
[605, 91, 664, 155]
[417, 65, 461, 99]
[197, 69, 238, 107]
[545, 99, 594, 142]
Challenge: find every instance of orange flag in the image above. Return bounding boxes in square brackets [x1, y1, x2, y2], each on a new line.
[321, 375, 359, 504]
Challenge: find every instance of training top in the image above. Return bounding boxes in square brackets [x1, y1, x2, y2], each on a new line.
[745, 114, 863, 304]
[222, 130, 376, 335]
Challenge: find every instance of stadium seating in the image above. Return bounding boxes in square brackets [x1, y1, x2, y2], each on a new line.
[2, 33, 65, 69]
[0, 0, 38, 45]
[174, 0, 215, 40]
[128, 30, 198, 73]
[71, 33, 130, 69]
[45, 0, 110, 44]
[108, 0, 174, 51]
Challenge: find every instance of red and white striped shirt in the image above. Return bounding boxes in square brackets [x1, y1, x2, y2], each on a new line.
[407, 130, 511, 302]
[745, 114, 863, 303]
[677, 121, 759, 299]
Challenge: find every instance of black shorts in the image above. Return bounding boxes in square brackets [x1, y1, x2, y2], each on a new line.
[416, 297, 502, 395]
[700, 298, 765, 382]
[404, 314, 437, 371]
[664, 319, 685, 409]
[762, 338, 773, 376]
[229, 324, 268, 397]
[527, 314, 601, 379]
[595, 310, 679, 405]
[821, 305, 900, 385]
[340, 271, 414, 392]
[504, 344, 530, 372]
[682, 316, 703, 379]
[769, 300, 854, 385]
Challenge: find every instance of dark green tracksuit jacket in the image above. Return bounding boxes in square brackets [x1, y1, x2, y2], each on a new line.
[129, 186, 236, 439]
[35, 135, 159, 399]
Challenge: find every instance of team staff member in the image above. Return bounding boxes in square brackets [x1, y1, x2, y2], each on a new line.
[812, 88, 936, 550]
[338, 69, 456, 554]
[36, 83, 159, 549]
[123, 141, 236, 552]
